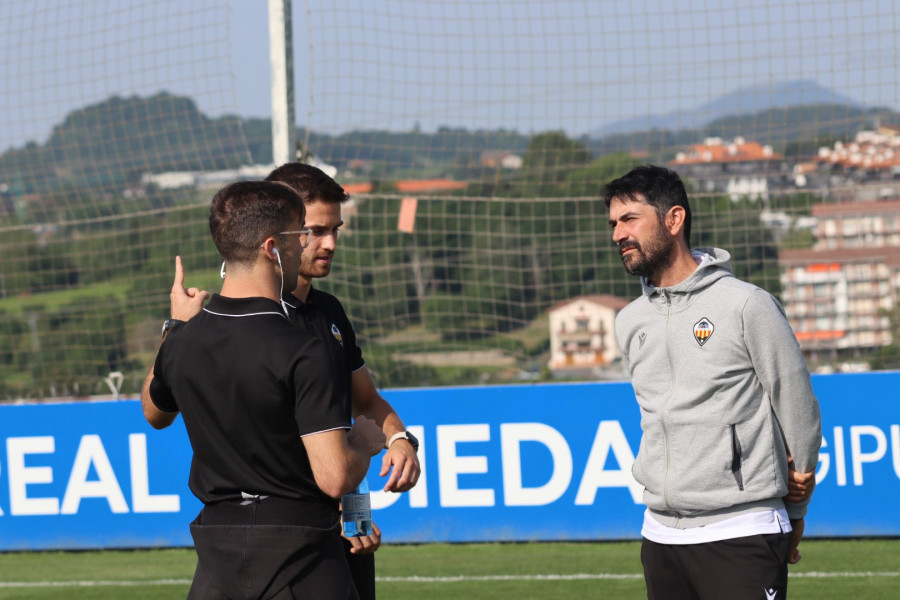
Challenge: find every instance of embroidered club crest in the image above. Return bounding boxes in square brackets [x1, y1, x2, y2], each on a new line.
[693, 318, 714, 346]
[331, 323, 344, 347]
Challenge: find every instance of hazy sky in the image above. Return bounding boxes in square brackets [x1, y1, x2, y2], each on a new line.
[1, 0, 898, 153]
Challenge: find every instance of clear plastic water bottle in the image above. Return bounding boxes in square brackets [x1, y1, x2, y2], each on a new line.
[342, 476, 373, 536]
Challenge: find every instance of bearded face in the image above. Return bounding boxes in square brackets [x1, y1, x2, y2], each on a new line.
[617, 217, 677, 280]
[609, 196, 678, 285]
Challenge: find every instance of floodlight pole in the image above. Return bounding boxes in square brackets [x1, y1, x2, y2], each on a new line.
[269, 0, 296, 166]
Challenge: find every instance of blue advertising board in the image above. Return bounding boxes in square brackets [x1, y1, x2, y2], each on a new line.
[0, 373, 898, 549]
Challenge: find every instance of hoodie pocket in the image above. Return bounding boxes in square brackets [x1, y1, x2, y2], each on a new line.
[731, 424, 744, 491]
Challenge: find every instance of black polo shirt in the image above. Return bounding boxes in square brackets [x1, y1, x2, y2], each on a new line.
[150, 295, 348, 507]
[282, 287, 365, 419]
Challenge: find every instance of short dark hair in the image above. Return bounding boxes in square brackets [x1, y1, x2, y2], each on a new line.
[209, 181, 305, 265]
[265, 162, 349, 205]
[603, 165, 692, 244]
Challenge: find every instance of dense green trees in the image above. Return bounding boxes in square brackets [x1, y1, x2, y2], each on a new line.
[0, 97, 798, 395]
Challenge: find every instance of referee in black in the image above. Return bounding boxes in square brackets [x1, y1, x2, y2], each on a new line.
[141, 181, 386, 599]
[168, 167, 422, 600]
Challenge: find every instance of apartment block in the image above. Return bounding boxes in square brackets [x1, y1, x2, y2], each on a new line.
[779, 247, 900, 355]
[669, 136, 790, 201]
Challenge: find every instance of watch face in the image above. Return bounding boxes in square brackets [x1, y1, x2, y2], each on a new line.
[406, 431, 420, 452]
[161, 319, 183, 338]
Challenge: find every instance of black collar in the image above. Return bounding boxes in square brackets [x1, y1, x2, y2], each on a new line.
[282, 286, 320, 310]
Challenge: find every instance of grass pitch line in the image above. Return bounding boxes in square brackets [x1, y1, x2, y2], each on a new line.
[378, 572, 900, 583]
[1, 571, 898, 588]
[378, 574, 644, 582]
[0, 579, 192, 588]
[792, 571, 900, 578]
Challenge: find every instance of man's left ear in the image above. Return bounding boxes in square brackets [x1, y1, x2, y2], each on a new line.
[667, 206, 686, 235]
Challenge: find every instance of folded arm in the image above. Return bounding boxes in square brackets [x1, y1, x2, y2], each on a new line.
[352, 366, 421, 492]
[302, 415, 386, 499]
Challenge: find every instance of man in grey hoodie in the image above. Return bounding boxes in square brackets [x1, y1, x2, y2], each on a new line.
[604, 165, 821, 600]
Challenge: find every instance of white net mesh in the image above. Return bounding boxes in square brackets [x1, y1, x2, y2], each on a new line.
[2, 0, 899, 398]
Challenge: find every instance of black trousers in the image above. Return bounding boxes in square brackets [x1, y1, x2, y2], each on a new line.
[188, 497, 358, 600]
[641, 533, 791, 600]
[343, 539, 376, 600]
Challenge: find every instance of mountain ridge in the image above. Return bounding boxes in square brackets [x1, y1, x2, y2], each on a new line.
[591, 79, 864, 137]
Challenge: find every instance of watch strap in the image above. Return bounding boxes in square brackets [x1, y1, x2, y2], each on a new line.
[387, 431, 410, 448]
[161, 318, 185, 339]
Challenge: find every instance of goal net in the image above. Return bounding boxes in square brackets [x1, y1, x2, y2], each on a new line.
[1, 0, 898, 399]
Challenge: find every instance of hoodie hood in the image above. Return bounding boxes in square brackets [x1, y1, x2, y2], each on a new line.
[641, 246, 734, 300]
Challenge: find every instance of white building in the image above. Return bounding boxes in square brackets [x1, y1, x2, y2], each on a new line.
[779, 247, 900, 356]
[548, 295, 629, 370]
[669, 136, 788, 202]
[140, 158, 337, 190]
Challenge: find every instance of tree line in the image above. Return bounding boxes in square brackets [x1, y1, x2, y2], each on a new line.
[0, 95, 796, 399]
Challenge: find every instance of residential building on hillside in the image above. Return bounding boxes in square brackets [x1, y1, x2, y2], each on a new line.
[547, 295, 629, 371]
[479, 151, 523, 170]
[779, 247, 900, 358]
[669, 136, 790, 201]
[777, 198, 900, 358]
[814, 126, 900, 184]
[811, 199, 900, 250]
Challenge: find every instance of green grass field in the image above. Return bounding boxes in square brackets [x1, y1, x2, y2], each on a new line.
[1, 539, 898, 599]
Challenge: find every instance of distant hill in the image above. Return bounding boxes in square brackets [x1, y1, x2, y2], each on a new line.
[0, 92, 251, 191]
[1, 84, 897, 196]
[591, 80, 865, 137]
[0, 93, 533, 193]
[589, 103, 900, 160]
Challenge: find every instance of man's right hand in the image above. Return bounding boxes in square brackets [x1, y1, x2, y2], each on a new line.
[343, 521, 382, 555]
[788, 518, 805, 564]
[784, 455, 815, 503]
[347, 416, 387, 457]
[171, 255, 209, 321]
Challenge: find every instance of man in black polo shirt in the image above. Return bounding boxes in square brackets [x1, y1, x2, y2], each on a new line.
[171, 165, 421, 600]
[141, 181, 386, 599]
[265, 163, 421, 599]
[265, 163, 420, 494]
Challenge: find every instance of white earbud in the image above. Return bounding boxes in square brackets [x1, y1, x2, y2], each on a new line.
[273, 247, 283, 269]
[272, 246, 289, 318]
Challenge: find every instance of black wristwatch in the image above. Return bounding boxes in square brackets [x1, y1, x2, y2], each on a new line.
[161, 318, 185, 340]
[387, 430, 419, 453]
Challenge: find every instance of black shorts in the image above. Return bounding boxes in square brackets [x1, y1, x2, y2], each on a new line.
[641, 533, 791, 600]
[343, 538, 376, 600]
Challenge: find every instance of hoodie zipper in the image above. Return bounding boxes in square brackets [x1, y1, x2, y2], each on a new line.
[660, 290, 676, 517]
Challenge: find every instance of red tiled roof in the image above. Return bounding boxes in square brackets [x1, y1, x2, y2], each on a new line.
[779, 246, 900, 267]
[341, 182, 374, 194]
[812, 199, 900, 216]
[395, 179, 468, 193]
[795, 330, 846, 341]
[670, 141, 782, 165]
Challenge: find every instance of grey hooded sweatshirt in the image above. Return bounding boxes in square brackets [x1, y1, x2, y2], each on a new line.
[615, 247, 821, 528]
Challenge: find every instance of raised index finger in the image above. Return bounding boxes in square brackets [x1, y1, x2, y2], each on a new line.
[172, 255, 184, 291]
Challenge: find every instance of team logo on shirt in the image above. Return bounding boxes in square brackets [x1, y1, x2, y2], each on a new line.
[692, 317, 714, 346]
[331, 323, 344, 347]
